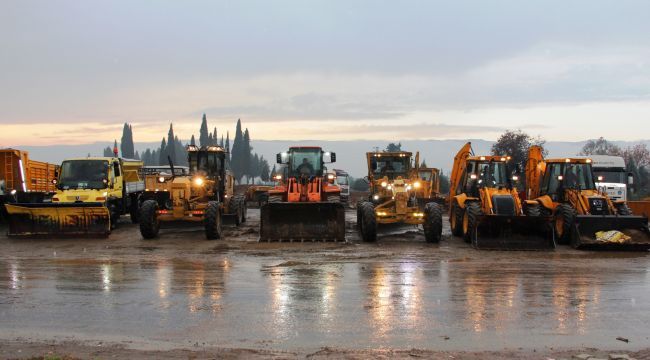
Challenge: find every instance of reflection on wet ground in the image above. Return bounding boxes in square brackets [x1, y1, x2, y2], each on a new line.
[1, 210, 649, 351]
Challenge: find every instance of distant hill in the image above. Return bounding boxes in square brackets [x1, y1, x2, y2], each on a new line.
[9, 139, 650, 178]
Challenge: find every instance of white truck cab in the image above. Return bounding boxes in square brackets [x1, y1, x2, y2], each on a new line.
[586, 155, 631, 201]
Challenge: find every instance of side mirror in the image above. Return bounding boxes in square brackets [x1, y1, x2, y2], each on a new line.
[276, 152, 289, 164]
[628, 173, 634, 185]
[323, 151, 336, 163]
[54, 170, 59, 178]
[330, 152, 336, 163]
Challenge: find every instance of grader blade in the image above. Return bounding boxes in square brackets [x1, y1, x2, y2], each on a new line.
[472, 214, 555, 250]
[572, 214, 650, 251]
[6, 203, 111, 237]
[260, 202, 345, 242]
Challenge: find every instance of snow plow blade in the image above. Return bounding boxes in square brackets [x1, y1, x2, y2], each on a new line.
[472, 214, 555, 250]
[260, 202, 345, 242]
[5, 203, 111, 237]
[572, 214, 650, 251]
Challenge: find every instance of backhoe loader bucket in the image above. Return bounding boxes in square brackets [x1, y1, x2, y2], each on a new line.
[472, 215, 555, 250]
[5, 203, 111, 237]
[572, 214, 650, 251]
[260, 202, 345, 242]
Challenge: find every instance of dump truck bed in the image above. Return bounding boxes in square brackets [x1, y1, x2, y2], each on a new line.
[0, 149, 58, 193]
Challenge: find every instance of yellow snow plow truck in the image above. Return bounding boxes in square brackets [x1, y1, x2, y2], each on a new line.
[525, 145, 650, 250]
[6, 149, 144, 237]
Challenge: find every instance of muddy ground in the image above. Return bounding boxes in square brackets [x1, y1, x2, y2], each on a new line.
[1, 208, 649, 359]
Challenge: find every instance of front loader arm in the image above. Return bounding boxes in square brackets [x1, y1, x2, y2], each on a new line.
[449, 142, 472, 199]
[526, 145, 545, 200]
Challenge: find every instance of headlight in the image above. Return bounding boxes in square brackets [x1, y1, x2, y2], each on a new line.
[10, 189, 17, 195]
[414, 181, 421, 189]
[158, 176, 165, 183]
[194, 177, 204, 186]
[381, 181, 387, 187]
[597, 176, 603, 181]
[470, 174, 477, 180]
[387, 185, 392, 190]
[274, 175, 282, 180]
[328, 174, 335, 180]
[512, 175, 519, 181]
[406, 185, 412, 190]
[373, 194, 379, 200]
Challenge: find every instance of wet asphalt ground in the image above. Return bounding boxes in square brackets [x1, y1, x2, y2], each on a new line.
[0, 207, 649, 353]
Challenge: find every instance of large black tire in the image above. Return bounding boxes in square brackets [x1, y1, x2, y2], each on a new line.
[463, 202, 482, 246]
[356, 201, 366, 230]
[524, 202, 541, 217]
[239, 196, 248, 223]
[424, 202, 443, 243]
[230, 196, 243, 226]
[205, 201, 223, 240]
[129, 195, 140, 224]
[450, 202, 464, 237]
[554, 203, 576, 244]
[360, 202, 377, 242]
[108, 202, 120, 229]
[139, 200, 160, 239]
[615, 203, 632, 216]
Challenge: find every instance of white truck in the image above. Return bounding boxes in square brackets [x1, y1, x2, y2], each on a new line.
[587, 155, 633, 201]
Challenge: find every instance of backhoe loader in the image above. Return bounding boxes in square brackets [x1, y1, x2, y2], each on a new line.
[448, 142, 554, 250]
[525, 146, 650, 250]
[357, 150, 443, 243]
[260, 146, 345, 241]
[138, 145, 246, 240]
[5, 147, 143, 237]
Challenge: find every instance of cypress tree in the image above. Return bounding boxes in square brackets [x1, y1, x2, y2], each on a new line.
[120, 123, 135, 158]
[199, 114, 209, 147]
[159, 138, 167, 165]
[230, 120, 244, 182]
[167, 123, 176, 164]
[243, 128, 252, 184]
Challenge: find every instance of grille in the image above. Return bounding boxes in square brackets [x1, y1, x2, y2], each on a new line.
[492, 195, 515, 216]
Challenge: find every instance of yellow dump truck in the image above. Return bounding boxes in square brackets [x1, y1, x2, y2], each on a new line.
[1, 149, 59, 221]
[6, 152, 144, 237]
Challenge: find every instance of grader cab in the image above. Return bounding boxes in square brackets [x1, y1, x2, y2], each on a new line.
[138, 145, 246, 240]
[357, 151, 443, 243]
[448, 142, 554, 250]
[525, 146, 650, 250]
[259, 146, 345, 242]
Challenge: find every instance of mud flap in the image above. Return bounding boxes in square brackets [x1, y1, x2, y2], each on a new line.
[5, 203, 111, 237]
[473, 214, 556, 250]
[260, 202, 345, 242]
[572, 214, 650, 251]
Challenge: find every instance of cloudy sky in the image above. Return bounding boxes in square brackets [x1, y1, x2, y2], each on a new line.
[1, 0, 649, 146]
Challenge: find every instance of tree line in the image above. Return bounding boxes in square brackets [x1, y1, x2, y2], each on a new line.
[103, 116, 271, 184]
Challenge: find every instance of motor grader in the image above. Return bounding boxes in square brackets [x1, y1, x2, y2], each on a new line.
[260, 146, 345, 242]
[357, 151, 443, 243]
[525, 145, 650, 250]
[5, 147, 143, 237]
[138, 145, 246, 240]
[448, 142, 554, 250]
[414, 167, 445, 207]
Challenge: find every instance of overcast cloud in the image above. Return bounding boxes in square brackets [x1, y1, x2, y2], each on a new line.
[1, 0, 649, 145]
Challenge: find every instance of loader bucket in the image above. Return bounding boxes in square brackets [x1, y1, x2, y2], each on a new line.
[5, 203, 111, 237]
[572, 214, 650, 251]
[260, 202, 345, 242]
[472, 214, 556, 250]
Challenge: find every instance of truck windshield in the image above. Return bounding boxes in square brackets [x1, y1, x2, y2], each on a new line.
[466, 161, 507, 187]
[336, 175, 349, 185]
[290, 149, 322, 177]
[59, 160, 109, 190]
[593, 170, 626, 184]
[371, 155, 410, 179]
[419, 170, 433, 181]
[189, 152, 223, 178]
[542, 163, 595, 194]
